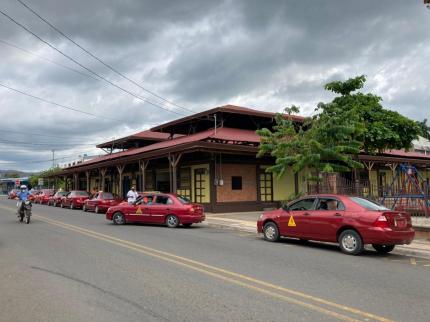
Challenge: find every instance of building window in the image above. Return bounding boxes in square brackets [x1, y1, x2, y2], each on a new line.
[260, 172, 273, 202]
[231, 176, 242, 190]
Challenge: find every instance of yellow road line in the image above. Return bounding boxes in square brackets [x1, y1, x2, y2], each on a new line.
[0, 203, 393, 322]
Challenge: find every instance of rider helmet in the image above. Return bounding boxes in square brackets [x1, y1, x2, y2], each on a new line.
[20, 185, 27, 190]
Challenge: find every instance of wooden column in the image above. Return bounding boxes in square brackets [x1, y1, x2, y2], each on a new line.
[168, 154, 182, 194]
[85, 171, 90, 192]
[139, 160, 149, 192]
[363, 161, 375, 197]
[100, 168, 107, 191]
[116, 165, 125, 197]
[73, 173, 78, 190]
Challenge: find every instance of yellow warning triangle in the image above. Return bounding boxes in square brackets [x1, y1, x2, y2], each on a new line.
[136, 207, 142, 214]
[288, 216, 296, 227]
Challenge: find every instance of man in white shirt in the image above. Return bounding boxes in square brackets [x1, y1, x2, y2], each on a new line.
[127, 186, 139, 204]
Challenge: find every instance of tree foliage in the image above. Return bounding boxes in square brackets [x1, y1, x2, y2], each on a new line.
[258, 75, 421, 179]
[257, 104, 363, 179]
[323, 75, 421, 153]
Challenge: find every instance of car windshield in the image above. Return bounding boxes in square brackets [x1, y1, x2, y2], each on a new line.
[349, 197, 390, 211]
[177, 195, 191, 204]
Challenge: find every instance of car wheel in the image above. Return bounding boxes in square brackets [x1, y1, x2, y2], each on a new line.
[339, 230, 364, 255]
[53, 201, 57, 207]
[372, 244, 395, 254]
[183, 223, 193, 228]
[263, 222, 280, 242]
[83, 205, 87, 212]
[60, 202, 64, 208]
[166, 215, 179, 228]
[70, 203, 74, 210]
[95, 206, 100, 214]
[112, 212, 125, 225]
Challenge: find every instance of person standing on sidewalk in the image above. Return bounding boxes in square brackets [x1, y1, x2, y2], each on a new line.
[127, 186, 139, 204]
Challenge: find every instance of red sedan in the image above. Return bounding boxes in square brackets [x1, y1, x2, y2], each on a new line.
[106, 193, 205, 228]
[7, 189, 18, 199]
[35, 189, 55, 204]
[61, 190, 90, 209]
[257, 194, 414, 255]
[83, 192, 123, 213]
[49, 191, 69, 206]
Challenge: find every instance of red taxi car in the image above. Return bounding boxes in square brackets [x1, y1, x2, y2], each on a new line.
[8, 189, 18, 199]
[35, 189, 55, 204]
[257, 194, 414, 255]
[61, 190, 90, 209]
[83, 192, 123, 213]
[106, 193, 205, 228]
[49, 191, 69, 206]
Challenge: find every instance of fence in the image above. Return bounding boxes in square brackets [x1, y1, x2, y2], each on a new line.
[307, 174, 429, 217]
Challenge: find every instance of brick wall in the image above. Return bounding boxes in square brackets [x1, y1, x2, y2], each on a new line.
[217, 164, 257, 202]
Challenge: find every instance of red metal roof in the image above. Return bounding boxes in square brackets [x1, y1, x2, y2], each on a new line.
[66, 127, 260, 169]
[382, 149, 430, 159]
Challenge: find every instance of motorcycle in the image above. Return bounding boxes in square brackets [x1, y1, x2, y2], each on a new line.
[17, 200, 32, 224]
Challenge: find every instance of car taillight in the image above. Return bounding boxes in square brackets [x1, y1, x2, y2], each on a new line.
[374, 215, 389, 228]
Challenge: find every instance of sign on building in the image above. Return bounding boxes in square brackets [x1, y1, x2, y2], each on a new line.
[38, 178, 44, 186]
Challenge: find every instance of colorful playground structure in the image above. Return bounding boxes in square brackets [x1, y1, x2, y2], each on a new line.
[382, 164, 430, 217]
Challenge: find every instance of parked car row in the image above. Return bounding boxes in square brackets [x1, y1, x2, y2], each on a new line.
[9, 188, 414, 255]
[27, 189, 206, 229]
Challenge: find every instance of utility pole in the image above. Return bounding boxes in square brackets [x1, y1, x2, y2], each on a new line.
[51, 149, 55, 168]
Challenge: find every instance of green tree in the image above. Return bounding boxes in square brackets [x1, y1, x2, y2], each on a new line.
[323, 75, 421, 153]
[257, 105, 363, 180]
[29, 167, 64, 189]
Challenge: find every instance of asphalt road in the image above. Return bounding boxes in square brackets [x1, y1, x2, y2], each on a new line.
[1, 197, 429, 322]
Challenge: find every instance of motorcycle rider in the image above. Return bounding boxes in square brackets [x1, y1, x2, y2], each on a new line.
[16, 185, 30, 215]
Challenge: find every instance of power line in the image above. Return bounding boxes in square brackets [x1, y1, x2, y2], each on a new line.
[0, 153, 96, 165]
[0, 138, 97, 146]
[0, 9, 186, 117]
[0, 38, 100, 81]
[15, 0, 195, 114]
[0, 82, 130, 122]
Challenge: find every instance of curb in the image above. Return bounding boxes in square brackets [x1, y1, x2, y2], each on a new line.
[205, 220, 430, 259]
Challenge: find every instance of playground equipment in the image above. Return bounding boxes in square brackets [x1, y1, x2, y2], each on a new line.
[382, 164, 429, 217]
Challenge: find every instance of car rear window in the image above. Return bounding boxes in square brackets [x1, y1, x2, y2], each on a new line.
[350, 197, 389, 211]
[102, 193, 114, 199]
[177, 195, 191, 204]
[155, 196, 173, 205]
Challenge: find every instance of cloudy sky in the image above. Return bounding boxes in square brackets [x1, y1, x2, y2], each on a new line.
[0, 0, 429, 172]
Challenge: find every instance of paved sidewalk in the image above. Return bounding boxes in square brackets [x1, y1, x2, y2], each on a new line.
[205, 212, 430, 259]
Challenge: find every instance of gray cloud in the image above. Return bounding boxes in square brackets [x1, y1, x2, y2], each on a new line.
[0, 0, 429, 171]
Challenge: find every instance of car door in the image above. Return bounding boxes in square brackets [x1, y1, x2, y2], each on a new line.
[308, 197, 346, 242]
[279, 198, 317, 238]
[150, 195, 172, 224]
[65, 192, 73, 206]
[126, 196, 152, 223]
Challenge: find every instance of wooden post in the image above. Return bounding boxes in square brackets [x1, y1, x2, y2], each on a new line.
[139, 160, 149, 192]
[363, 161, 375, 197]
[100, 168, 107, 191]
[73, 173, 78, 190]
[116, 165, 125, 197]
[168, 154, 182, 194]
[85, 171, 90, 192]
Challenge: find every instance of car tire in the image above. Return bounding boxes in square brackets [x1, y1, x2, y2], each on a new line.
[95, 206, 99, 214]
[339, 230, 364, 255]
[183, 223, 193, 228]
[166, 215, 179, 228]
[60, 203, 64, 208]
[263, 222, 280, 242]
[83, 205, 87, 212]
[53, 201, 57, 207]
[70, 203, 74, 210]
[372, 244, 395, 254]
[112, 212, 125, 225]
